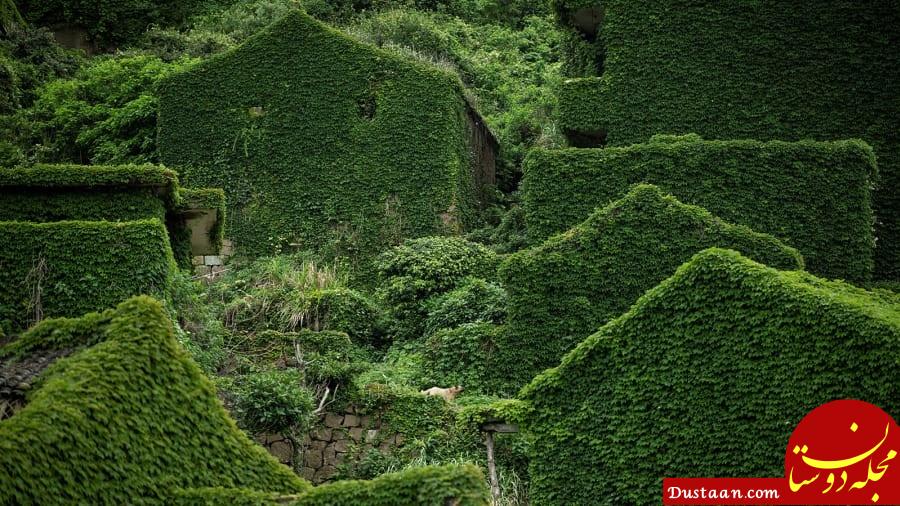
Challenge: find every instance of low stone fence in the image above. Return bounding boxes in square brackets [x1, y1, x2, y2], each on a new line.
[256, 405, 405, 484]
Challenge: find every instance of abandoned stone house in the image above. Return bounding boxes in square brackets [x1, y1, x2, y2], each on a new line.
[158, 9, 498, 261]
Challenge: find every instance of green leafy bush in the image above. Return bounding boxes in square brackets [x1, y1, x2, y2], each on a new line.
[421, 322, 503, 394]
[310, 289, 380, 345]
[423, 278, 506, 337]
[15, 55, 192, 165]
[555, 0, 900, 279]
[135, 0, 301, 60]
[0, 25, 81, 113]
[521, 249, 900, 504]
[158, 10, 480, 264]
[377, 236, 498, 340]
[0, 296, 309, 503]
[242, 330, 368, 385]
[215, 254, 379, 342]
[499, 183, 802, 386]
[16, 0, 203, 46]
[0, 219, 175, 332]
[233, 369, 315, 434]
[466, 204, 528, 254]
[522, 137, 876, 282]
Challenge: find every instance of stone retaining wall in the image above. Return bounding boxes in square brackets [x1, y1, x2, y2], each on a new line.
[257, 405, 405, 484]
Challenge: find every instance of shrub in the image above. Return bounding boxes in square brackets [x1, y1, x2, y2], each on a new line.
[377, 237, 498, 340]
[522, 137, 876, 282]
[554, 0, 900, 279]
[0, 25, 81, 113]
[0, 219, 175, 332]
[423, 278, 506, 337]
[421, 322, 503, 394]
[215, 254, 378, 342]
[18, 55, 192, 165]
[520, 249, 900, 504]
[16, 0, 203, 46]
[499, 183, 803, 386]
[245, 330, 368, 385]
[233, 369, 315, 434]
[465, 204, 528, 254]
[158, 10, 481, 265]
[0, 296, 309, 503]
[310, 288, 380, 345]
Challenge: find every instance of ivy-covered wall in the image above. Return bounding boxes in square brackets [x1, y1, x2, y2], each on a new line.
[555, 0, 900, 279]
[499, 184, 802, 386]
[158, 10, 483, 266]
[0, 163, 225, 269]
[0, 219, 175, 332]
[520, 249, 900, 505]
[521, 137, 876, 283]
[0, 163, 177, 223]
[0, 296, 310, 503]
[173, 464, 489, 505]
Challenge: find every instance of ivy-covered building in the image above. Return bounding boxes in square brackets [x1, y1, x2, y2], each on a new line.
[0, 296, 490, 504]
[158, 9, 497, 265]
[0, 164, 223, 332]
[521, 136, 877, 283]
[499, 184, 802, 386]
[551, 0, 900, 280]
[520, 248, 900, 505]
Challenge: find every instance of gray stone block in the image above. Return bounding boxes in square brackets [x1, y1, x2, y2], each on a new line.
[270, 440, 293, 464]
[314, 466, 336, 483]
[304, 448, 323, 468]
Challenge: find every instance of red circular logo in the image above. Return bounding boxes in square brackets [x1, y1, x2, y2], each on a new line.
[785, 400, 900, 504]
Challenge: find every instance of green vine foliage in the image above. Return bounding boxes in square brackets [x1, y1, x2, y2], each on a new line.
[173, 463, 489, 505]
[232, 369, 316, 434]
[0, 163, 177, 222]
[0, 163, 225, 270]
[158, 10, 481, 268]
[15, 0, 202, 46]
[520, 249, 900, 505]
[522, 137, 876, 283]
[422, 277, 507, 338]
[499, 184, 803, 387]
[376, 236, 498, 340]
[16, 55, 192, 165]
[0, 219, 175, 332]
[556, 0, 900, 279]
[420, 322, 504, 395]
[0, 296, 310, 504]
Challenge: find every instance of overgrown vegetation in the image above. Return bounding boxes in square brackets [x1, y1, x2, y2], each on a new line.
[523, 137, 877, 282]
[521, 249, 900, 504]
[499, 184, 803, 387]
[557, 0, 900, 279]
[3, 1, 899, 505]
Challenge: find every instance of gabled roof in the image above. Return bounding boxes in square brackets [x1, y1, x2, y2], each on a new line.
[520, 248, 900, 503]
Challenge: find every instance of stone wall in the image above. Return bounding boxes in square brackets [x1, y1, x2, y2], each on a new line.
[257, 405, 405, 484]
[192, 239, 232, 280]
